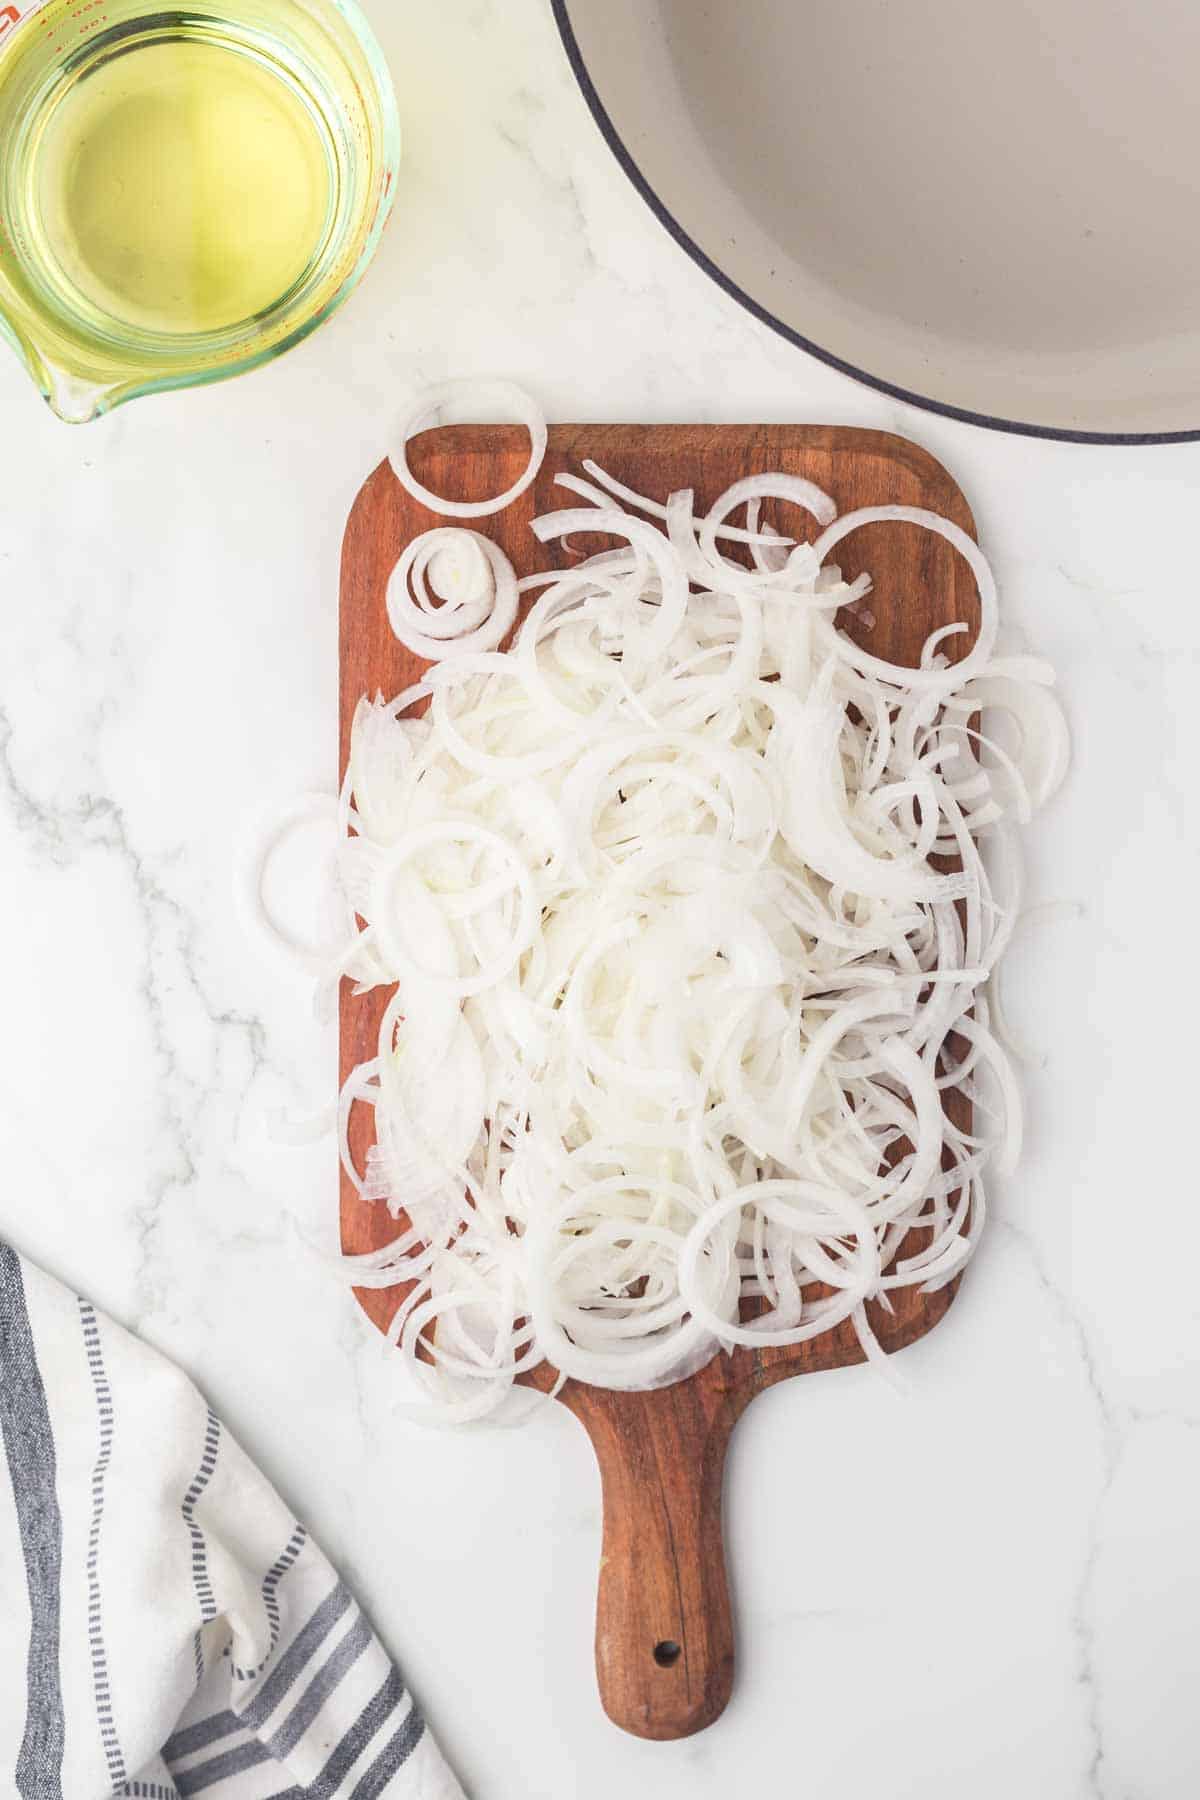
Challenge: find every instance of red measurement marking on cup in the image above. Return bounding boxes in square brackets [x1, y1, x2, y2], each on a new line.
[0, 6, 22, 33]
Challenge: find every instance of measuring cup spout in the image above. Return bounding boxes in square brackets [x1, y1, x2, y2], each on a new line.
[39, 359, 118, 425]
[0, 317, 119, 422]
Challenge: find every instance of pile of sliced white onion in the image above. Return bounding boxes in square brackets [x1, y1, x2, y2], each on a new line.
[322, 388, 1068, 1424]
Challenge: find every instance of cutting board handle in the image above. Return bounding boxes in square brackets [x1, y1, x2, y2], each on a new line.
[569, 1381, 742, 1740]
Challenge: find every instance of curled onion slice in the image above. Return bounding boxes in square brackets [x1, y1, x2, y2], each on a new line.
[390, 378, 548, 519]
[386, 529, 518, 660]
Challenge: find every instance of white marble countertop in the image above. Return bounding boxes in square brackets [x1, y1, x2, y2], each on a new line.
[2, 3, 1198, 1795]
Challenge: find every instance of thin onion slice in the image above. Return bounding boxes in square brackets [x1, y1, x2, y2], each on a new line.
[390, 378, 548, 519]
[386, 529, 519, 660]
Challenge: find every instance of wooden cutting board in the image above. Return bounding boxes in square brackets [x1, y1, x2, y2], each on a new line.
[340, 424, 978, 1740]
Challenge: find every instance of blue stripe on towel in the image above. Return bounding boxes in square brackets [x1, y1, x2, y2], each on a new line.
[304, 1667, 406, 1800]
[348, 1704, 426, 1799]
[79, 1296, 126, 1789]
[0, 1241, 66, 1800]
[181, 1410, 222, 1685]
[174, 1737, 272, 1795]
[230, 1524, 308, 1681]
[268, 1610, 373, 1760]
[164, 1580, 353, 1767]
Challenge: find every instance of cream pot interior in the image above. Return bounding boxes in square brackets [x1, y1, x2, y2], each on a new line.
[554, 0, 1200, 442]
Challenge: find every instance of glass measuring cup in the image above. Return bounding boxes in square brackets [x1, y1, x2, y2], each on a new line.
[0, 0, 399, 421]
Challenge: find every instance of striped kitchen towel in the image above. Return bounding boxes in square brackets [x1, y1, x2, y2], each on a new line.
[0, 1242, 465, 1800]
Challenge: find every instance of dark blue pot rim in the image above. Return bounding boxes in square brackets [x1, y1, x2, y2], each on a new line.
[550, 0, 1200, 447]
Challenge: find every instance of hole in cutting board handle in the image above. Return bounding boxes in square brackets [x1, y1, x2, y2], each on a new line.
[653, 1640, 682, 1668]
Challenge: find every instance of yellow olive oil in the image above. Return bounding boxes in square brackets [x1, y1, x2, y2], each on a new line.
[35, 34, 332, 336]
[0, 0, 398, 420]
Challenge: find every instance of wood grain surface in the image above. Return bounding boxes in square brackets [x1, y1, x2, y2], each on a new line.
[340, 424, 978, 1740]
